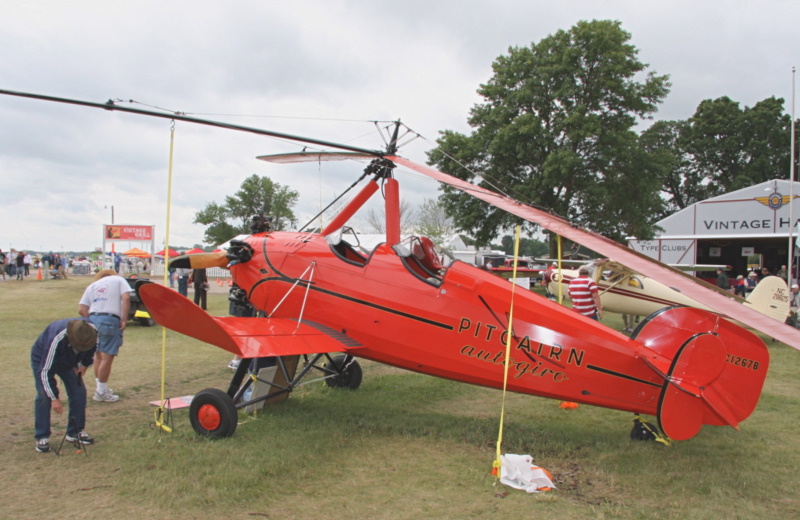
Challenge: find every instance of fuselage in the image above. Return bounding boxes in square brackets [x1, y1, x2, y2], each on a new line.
[231, 231, 666, 415]
[549, 268, 710, 317]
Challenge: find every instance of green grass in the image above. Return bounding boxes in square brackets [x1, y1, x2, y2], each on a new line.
[1, 277, 799, 519]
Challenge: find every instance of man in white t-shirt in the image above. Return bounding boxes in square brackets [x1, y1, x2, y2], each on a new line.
[78, 270, 133, 402]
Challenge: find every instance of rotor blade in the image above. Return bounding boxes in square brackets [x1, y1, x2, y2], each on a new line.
[0, 89, 384, 156]
[169, 251, 229, 269]
[257, 152, 377, 164]
[388, 155, 800, 349]
[672, 264, 730, 272]
[534, 258, 584, 268]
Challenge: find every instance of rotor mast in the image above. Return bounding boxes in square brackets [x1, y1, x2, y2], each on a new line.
[319, 122, 402, 244]
[383, 122, 402, 245]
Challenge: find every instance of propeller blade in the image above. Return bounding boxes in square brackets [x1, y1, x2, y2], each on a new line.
[169, 251, 228, 269]
[257, 151, 376, 164]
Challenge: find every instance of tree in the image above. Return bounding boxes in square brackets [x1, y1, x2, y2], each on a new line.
[641, 97, 794, 217]
[194, 174, 298, 246]
[639, 120, 699, 216]
[681, 96, 792, 195]
[413, 198, 456, 247]
[364, 200, 415, 234]
[427, 20, 670, 249]
[493, 235, 549, 257]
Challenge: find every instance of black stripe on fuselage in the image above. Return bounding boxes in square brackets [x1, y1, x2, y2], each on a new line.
[586, 364, 663, 388]
[248, 237, 454, 331]
[250, 276, 454, 330]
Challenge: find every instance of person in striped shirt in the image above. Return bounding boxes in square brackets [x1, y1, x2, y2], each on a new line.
[568, 265, 603, 321]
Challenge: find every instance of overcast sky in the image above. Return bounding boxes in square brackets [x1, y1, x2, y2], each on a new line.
[1, 1, 798, 253]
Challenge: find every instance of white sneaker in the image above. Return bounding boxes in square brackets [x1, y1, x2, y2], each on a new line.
[228, 360, 240, 370]
[93, 389, 120, 402]
[65, 431, 94, 445]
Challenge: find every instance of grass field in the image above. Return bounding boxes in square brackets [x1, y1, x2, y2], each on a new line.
[1, 275, 799, 519]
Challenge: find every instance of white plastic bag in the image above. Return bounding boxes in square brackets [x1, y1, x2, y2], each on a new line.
[499, 454, 556, 493]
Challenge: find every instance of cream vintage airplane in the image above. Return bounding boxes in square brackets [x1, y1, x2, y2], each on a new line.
[545, 259, 790, 324]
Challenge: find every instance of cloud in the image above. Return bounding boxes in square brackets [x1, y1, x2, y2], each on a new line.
[1, 0, 797, 252]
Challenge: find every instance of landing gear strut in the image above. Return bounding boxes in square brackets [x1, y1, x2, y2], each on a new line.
[189, 353, 362, 438]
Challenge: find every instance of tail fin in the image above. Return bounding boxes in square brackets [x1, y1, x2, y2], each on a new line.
[633, 306, 769, 440]
[745, 275, 790, 323]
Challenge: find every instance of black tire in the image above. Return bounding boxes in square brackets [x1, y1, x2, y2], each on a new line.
[189, 388, 238, 438]
[137, 317, 155, 326]
[324, 355, 362, 390]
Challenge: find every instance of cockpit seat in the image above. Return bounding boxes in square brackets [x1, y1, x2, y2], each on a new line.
[412, 236, 443, 273]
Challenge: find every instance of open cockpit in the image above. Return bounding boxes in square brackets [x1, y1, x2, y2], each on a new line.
[326, 227, 368, 267]
[393, 235, 445, 286]
[325, 228, 447, 286]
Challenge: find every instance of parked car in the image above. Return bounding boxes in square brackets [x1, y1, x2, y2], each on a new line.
[125, 275, 155, 326]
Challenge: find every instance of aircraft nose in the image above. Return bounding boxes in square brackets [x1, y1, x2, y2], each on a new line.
[227, 239, 254, 266]
[170, 251, 229, 269]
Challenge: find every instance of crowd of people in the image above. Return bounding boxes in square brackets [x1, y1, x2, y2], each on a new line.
[0, 249, 31, 280]
[718, 264, 793, 296]
[712, 264, 800, 329]
[0, 249, 76, 280]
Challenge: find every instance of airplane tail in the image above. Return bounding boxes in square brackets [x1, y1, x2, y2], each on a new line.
[633, 306, 769, 440]
[744, 275, 791, 323]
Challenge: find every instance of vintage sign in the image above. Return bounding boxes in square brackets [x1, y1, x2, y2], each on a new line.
[104, 225, 154, 241]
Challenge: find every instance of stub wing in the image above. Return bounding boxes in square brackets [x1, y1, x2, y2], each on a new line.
[138, 282, 361, 358]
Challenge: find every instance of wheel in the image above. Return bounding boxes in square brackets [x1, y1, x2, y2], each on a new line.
[324, 355, 362, 390]
[189, 388, 238, 438]
[137, 317, 155, 326]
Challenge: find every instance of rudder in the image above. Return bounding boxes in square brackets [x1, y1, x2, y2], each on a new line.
[745, 275, 790, 323]
[633, 306, 769, 440]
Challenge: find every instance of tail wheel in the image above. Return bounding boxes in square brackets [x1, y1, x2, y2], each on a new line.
[189, 388, 238, 438]
[324, 355, 362, 390]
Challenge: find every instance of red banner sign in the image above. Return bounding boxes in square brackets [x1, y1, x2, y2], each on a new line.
[105, 225, 153, 241]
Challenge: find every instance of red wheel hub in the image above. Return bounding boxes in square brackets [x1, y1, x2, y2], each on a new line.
[197, 404, 221, 430]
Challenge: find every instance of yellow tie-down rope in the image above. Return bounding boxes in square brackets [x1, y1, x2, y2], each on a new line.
[492, 225, 522, 478]
[557, 234, 563, 304]
[154, 121, 177, 433]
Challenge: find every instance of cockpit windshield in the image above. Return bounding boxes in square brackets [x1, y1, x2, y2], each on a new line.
[393, 236, 445, 285]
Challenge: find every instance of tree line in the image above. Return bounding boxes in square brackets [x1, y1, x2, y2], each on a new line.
[194, 19, 797, 255]
[427, 19, 797, 251]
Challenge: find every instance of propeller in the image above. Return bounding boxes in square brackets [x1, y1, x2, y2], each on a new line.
[170, 251, 229, 269]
